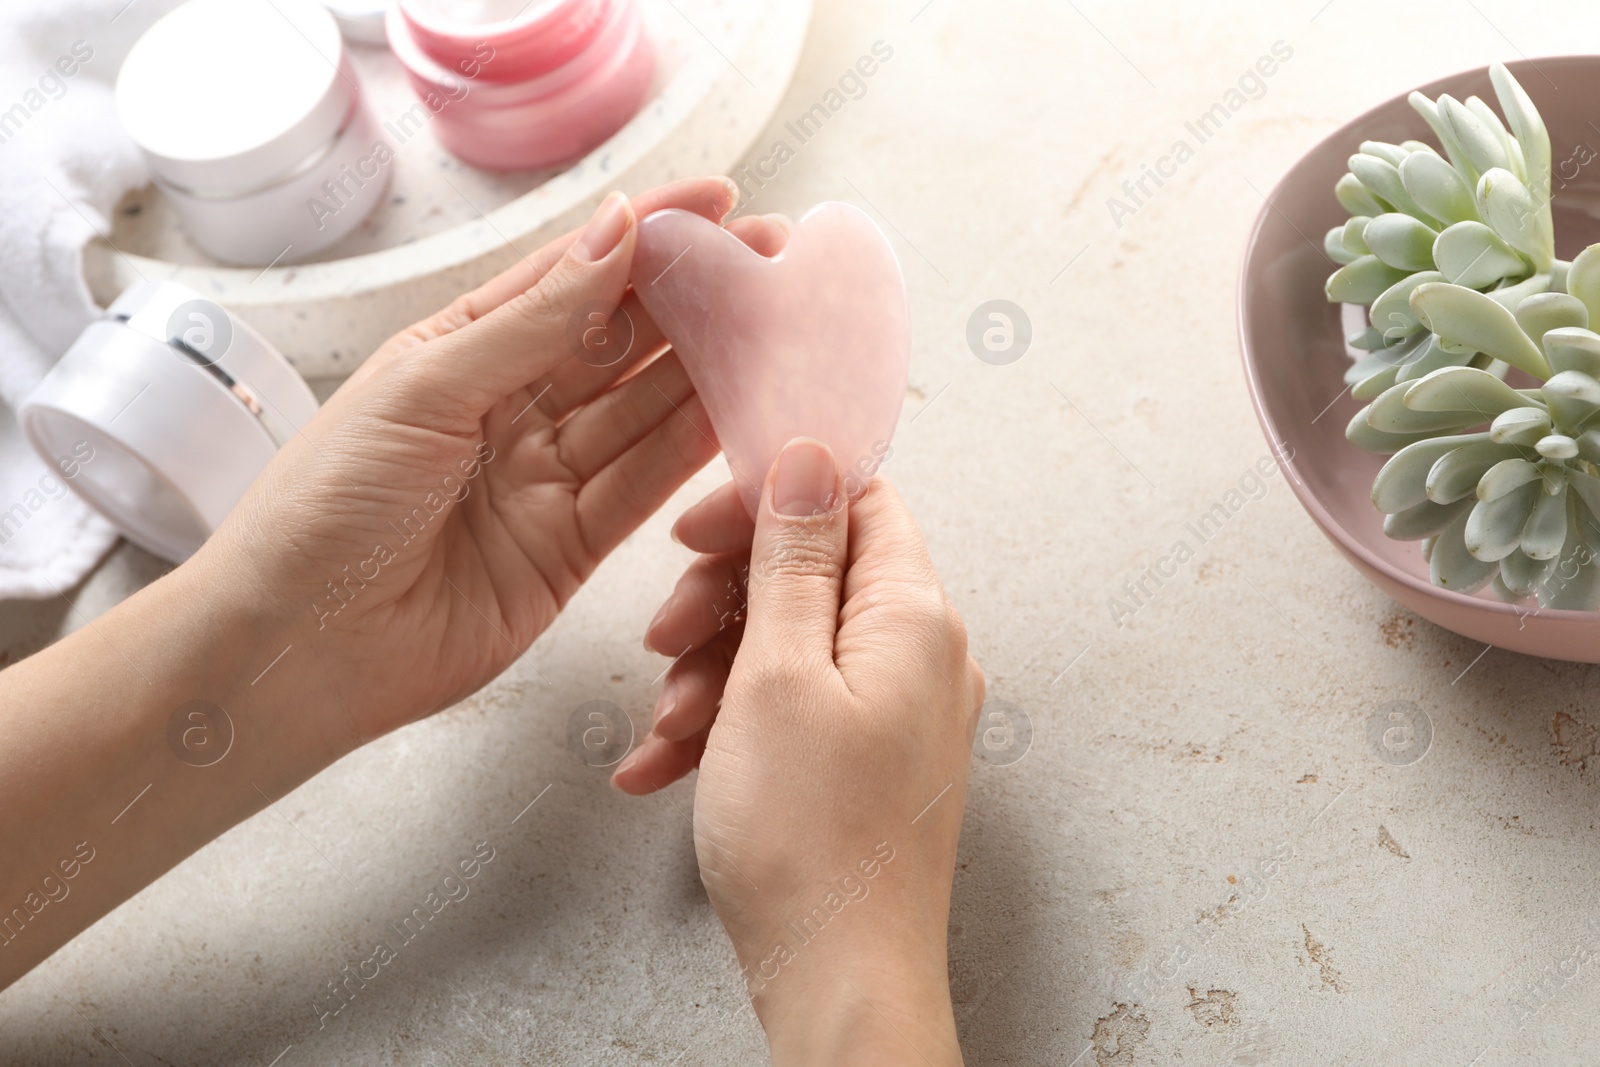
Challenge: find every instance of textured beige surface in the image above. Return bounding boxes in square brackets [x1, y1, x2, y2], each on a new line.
[6, 1, 1600, 1063]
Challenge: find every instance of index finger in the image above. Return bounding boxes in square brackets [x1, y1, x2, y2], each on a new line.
[387, 177, 739, 352]
[833, 477, 959, 681]
[842, 477, 946, 608]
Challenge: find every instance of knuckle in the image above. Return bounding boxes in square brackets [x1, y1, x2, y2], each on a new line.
[753, 534, 841, 585]
[506, 284, 562, 329]
[439, 293, 482, 332]
[886, 587, 952, 634]
[608, 457, 657, 519]
[740, 660, 815, 704]
[942, 599, 970, 659]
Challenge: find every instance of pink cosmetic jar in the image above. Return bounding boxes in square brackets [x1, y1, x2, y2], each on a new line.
[386, 0, 656, 171]
[116, 0, 389, 266]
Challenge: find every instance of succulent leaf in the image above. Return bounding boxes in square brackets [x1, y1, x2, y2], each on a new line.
[1477, 168, 1550, 268]
[1490, 406, 1552, 446]
[1336, 172, 1389, 217]
[1348, 155, 1440, 228]
[1370, 432, 1492, 511]
[1578, 429, 1600, 465]
[1340, 216, 1372, 257]
[1364, 213, 1439, 271]
[1396, 335, 1475, 384]
[1426, 440, 1520, 503]
[1464, 95, 1525, 182]
[1485, 271, 1554, 313]
[1466, 481, 1540, 561]
[1439, 95, 1511, 177]
[1328, 255, 1410, 304]
[1519, 483, 1570, 560]
[1544, 328, 1600, 378]
[1350, 361, 1400, 400]
[1370, 271, 1442, 342]
[1350, 327, 1388, 351]
[1401, 365, 1535, 420]
[1489, 64, 1553, 247]
[1515, 293, 1588, 350]
[1476, 457, 1541, 501]
[1542, 546, 1600, 610]
[1346, 414, 1451, 454]
[1366, 378, 1488, 433]
[1408, 91, 1473, 177]
[1430, 507, 1500, 591]
[1564, 467, 1600, 520]
[1567, 244, 1600, 325]
[1410, 282, 1552, 378]
[1358, 140, 1410, 167]
[1348, 327, 1389, 351]
[1399, 150, 1479, 225]
[1432, 222, 1525, 288]
[1383, 497, 1473, 540]
[1325, 226, 1359, 265]
[1500, 547, 1558, 595]
[1541, 371, 1600, 431]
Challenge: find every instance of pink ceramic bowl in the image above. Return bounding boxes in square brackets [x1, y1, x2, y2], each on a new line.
[1239, 55, 1600, 662]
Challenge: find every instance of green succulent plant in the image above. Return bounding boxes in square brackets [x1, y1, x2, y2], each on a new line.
[1325, 64, 1560, 401]
[1348, 246, 1600, 608]
[1328, 63, 1600, 609]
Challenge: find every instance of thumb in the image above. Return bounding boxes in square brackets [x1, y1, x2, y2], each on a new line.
[406, 191, 637, 413]
[743, 438, 849, 668]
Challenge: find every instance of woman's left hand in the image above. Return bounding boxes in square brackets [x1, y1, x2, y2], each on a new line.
[204, 177, 790, 755]
[0, 177, 800, 989]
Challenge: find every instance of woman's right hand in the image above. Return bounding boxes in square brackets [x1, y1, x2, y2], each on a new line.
[614, 439, 984, 1066]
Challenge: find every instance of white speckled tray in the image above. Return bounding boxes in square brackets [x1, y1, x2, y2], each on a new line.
[85, 0, 813, 379]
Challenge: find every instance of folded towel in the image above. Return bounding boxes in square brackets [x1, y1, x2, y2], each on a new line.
[0, 0, 186, 599]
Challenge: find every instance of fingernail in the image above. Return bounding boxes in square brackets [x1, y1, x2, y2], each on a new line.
[644, 597, 673, 651]
[669, 521, 684, 546]
[718, 176, 740, 216]
[772, 438, 837, 518]
[653, 682, 678, 728]
[613, 738, 650, 779]
[764, 213, 794, 236]
[576, 192, 631, 262]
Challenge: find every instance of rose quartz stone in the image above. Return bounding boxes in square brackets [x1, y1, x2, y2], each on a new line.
[630, 201, 911, 517]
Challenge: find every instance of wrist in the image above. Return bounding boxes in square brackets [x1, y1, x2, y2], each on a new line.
[757, 946, 962, 1067]
[0, 550, 352, 987]
[165, 546, 365, 777]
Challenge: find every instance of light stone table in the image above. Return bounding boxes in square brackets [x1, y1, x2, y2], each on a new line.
[5, 1, 1600, 1063]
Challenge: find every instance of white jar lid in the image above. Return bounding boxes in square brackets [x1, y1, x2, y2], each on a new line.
[19, 283, 318, 563]
[116, 0, 353, 195]
[321, 0, 392, 45]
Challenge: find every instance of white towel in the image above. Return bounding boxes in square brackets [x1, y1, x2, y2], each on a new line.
[0, 0, 187, 600]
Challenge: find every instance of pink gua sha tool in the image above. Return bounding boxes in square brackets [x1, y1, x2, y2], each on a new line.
[629, 202, 911, 518]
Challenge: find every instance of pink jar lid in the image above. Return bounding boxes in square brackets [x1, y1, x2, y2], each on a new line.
[394, 0, 611, 84]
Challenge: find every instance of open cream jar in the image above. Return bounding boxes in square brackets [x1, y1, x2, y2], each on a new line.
[116, 0, 389, 266]
[386, 0, 656, 171]
[19, 282, 317, 563]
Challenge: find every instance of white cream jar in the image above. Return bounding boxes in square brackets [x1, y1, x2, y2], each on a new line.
[19, 282, 317, 563]
[115, 0, 389, 266]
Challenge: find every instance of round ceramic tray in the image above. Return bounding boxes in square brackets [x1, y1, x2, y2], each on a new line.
[84, 0, 812, 379]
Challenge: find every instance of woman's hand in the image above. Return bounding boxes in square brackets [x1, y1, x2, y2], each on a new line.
[615, 440, 985, 1066]
[0, 177, 793, 990]
[204, 178, 793, 757]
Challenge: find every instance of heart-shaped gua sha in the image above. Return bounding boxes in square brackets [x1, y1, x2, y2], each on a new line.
[630, 201, 910, 517]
